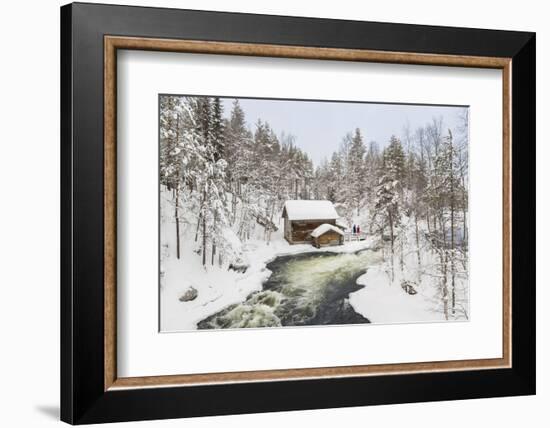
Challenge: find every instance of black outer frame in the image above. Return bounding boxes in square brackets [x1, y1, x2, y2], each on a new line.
[60, 2, 535, 424]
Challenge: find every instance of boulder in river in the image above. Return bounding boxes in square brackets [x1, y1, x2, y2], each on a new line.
[179, 286, 198, 302]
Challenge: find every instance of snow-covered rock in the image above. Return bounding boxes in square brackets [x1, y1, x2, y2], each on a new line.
[179, 286, 198, 302]
[228, 258, 249, 273]
[401, 280, 418, 295]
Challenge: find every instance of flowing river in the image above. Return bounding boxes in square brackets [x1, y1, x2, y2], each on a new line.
[197, 249, 382, 330]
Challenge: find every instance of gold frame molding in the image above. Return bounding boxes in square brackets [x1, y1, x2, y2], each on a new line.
[104, 35, 512, 391]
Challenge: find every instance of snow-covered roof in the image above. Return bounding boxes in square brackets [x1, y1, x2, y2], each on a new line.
[310, 223, 345, 238]
[282, 200, 339, 221]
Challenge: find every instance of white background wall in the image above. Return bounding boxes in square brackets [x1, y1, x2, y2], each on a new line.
[0, 0, 545, 427]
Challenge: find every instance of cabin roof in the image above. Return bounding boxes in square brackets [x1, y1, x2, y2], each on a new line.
[282, 200, 339, 221]
[311, 223, 345, 238]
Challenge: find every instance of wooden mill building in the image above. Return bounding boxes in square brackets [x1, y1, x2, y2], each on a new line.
[310, 223, 345, 248]
[282, 200, 343, 246]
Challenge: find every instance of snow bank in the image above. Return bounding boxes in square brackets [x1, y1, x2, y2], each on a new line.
[160, 186, 377, 331]
[161, 237, 376, 331]
[348, 265, 446, 324]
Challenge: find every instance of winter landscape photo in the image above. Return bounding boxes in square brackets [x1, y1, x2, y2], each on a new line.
[159, 95, 470, 332]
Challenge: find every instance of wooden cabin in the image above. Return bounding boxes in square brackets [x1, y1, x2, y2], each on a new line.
[311, 224, 344, 248]
[282, 200, 340, 244]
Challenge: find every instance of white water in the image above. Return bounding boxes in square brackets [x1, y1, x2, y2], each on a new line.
[198, 249, 382, 329]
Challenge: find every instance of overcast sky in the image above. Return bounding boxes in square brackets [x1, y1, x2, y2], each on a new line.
[221, 97, 467, 167]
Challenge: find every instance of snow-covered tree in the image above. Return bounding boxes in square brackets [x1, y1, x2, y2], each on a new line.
[374, 175, 400, 282]
[159, 95, 207, 259]
[372, 136, 406, 283]
[383, 135, 406, 188]
[348, 128, 367, 214]
[210, 97, 225, 162]
[188, 99, 234, 266]
[364, 140, 381, 199]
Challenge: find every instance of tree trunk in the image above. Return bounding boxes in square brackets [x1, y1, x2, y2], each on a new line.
[450, 225, 456, 316]
[233, 191, 238, 225]
[211, 212, 217, 265]
[450, 133, 456, 315]
[399, 228, 404, 274]
[388, 209, 395, 283]
[426, 210, 431, 233]
[440, 249, 449, 320]
[175, 188, 181, 260]
[202, 192, 206, 266]
[439, 211, 449, 320]
[414, 212, 422, 283]
[266, 202, 276, 245]
[194, 214, 201, 242]
[194, 195, 203, 242]
[462, 175, 468, 246]
[463, 204, 468, 244]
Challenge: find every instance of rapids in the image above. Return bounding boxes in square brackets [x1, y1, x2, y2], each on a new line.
[197, 249, 381, 329]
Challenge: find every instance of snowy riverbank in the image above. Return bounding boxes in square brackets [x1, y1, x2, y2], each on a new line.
[160, 212, 378, 331]
[349, 265, 446, 324]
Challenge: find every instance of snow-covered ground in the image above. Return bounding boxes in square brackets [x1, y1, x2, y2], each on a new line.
[161, 188, 468, 331]
[349, 265, 445, 324]
[160, 191, 377, 331]
[349, 217, 469, 324]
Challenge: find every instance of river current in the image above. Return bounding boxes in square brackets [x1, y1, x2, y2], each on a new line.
[197, 249, 381, 329]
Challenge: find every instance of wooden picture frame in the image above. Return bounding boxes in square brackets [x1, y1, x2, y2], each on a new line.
[61, 2, 535, 424]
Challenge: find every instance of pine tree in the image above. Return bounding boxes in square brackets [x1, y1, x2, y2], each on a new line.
[410, 146, 428, 275]
[159, 95, 181, 191]
[211, 97, 225, 162]
[159, 96, 207, 259]
[365, 140, 381, 200]
[383, 135, 405, 188]
[338, 133, 355, 221]
[348, 128, 367, 214]
[374, 174, 400, 283]
[223, 100, 254, 224]
[422, 127, 467, 318]
[224, 99, 250, 175]
[175, 97, 233, 267]
[373, 136, 406, 283]
[329, 152, 343, 203]
[159, 95, 182, 258]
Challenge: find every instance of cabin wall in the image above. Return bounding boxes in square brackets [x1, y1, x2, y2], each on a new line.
[284, 217, 291, 241]
[314, 231, 344, 248]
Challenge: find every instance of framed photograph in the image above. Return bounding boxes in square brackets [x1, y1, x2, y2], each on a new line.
[61, 2, 535, 424]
